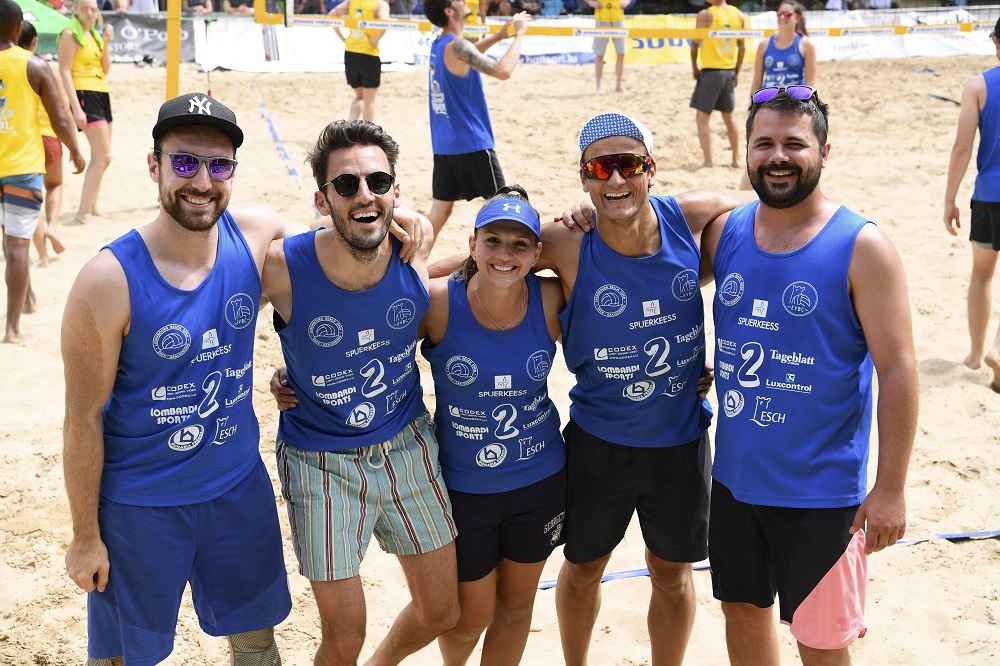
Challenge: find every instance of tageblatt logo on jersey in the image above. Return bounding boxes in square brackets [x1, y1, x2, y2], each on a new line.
[623, 380, 655, 402]
[782, 281, 819, 317]
[476, 443, 507, 468]
[386, 298, 416, 330]
[224, 292, 255, 329]
[526, 350, 551, 382]
[671, 269, 699, 302]
[594, 284, 627, 317]
[445, 355, 478, 386]
[152, 324, 192, 360]
[309, 316, 344, 347]
[347, 402, 376, 428]
[722, 389, 744, 417]
[718, 273, 744, 307]
[168, 424, 204, 452]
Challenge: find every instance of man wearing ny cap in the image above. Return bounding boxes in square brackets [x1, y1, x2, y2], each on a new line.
[61, 92, 293, 665]
[944, 16, 1000, 393]
[539, 112, 752, 665]
[0, 0, 86, 344]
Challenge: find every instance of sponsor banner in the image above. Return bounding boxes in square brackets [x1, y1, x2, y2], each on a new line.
[104, 12, 196, 64]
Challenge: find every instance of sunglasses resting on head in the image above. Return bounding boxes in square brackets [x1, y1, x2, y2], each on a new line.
[581, 153, 655, 180]
[156, 151, 238, 180]
[322, 171, 395, 198]
[751, 85, 816, 104]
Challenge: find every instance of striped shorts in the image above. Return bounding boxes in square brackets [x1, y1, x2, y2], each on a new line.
[276, 411, 457, 581]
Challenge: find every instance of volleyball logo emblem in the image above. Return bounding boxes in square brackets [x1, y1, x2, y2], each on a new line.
[309, 316, 344, 347]
[153, 324, 192, 360]
[594, 284, 627, 317]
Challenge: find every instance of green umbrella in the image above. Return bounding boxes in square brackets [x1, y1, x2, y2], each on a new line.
[13, 0, 70, 56]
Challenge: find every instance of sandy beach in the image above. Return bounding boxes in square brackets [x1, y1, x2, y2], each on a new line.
[2, 54, 999, 664]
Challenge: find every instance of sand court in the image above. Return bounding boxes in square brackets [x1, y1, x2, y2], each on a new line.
[2, 55, 999, 664]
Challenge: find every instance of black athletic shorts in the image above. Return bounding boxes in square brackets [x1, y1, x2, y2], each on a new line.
[449, 467, 567, 582]
[709, 479, 862, 625]
[432, 149, 505, 202]
[344, 51, 381, 89]
[562, 420, 710, 565]
[970, 199, 1000, 251]
[690, 68, 736, 114]
[77, 90, 112, 126]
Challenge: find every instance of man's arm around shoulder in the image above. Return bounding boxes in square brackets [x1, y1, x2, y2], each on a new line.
[847, 224, 918, 555]
[229, 202, 310, 276]
[62, 251, 130, 594]
[538, 220, 583, 300]
[675, 189, 757, 242]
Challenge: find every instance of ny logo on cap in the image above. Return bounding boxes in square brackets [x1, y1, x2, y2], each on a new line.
[188, 96, 212, 115]
[503, 203, 521, 214]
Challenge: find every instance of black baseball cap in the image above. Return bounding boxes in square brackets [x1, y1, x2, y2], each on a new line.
[152, 92, 243, 150]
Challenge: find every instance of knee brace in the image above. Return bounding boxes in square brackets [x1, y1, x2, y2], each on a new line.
[227, 627, 282, 666]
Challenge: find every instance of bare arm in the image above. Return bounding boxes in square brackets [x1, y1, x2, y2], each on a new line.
[62, 251, 130, 593]
[944, 75, 983, 236]
[460, 12, 530, 77]
[801, 36, 817, 88]
[750, 37, 765, 94]
[537, 220, 583, 301]
[675, 188, 757, 241]
[698, 211, 730, 286]
[847, 225, 918, 555]
[58, 30, 85, 129]
[369, 0, 390, 47]
[228, 201, 309, 275]
[691, 9, 710, 79]
[100, 24, 113, 75]
[28, 57, 85, 174]
[733, 13, 745, 87]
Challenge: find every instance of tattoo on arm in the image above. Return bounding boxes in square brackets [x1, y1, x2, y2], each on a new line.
[453, 39, 497, 75]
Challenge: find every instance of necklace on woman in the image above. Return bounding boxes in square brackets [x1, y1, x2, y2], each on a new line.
[475, 274, 526, 332]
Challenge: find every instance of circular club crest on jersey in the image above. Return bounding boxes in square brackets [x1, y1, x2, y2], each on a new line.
[594, 284, 627, 317]
[476, 443, 507, 468]
[782, 281, 819, 317]
[526, 350, 551, 382]
[309, 316, 344, 347]
[446, 355, 478, 386]
[718, 273, 745, 307]
[623, 380, 655, 402]
[152, 324, 192, 360]
[168, 424, 204, 451]
[671, 269, 699, 302]
[723, 389, 745, 418]
[347, 402, 376, 428]
[386, 298, 416, 330]
[225, 292, 255, 329]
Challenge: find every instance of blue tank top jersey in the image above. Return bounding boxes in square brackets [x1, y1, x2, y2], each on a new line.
[761, 33, 805, 89]
[558, 195, 712, 448]
[428, 33, 495, 156]
[974, 66, 1000, 203]
[277, 232, 428, 451]
[421, 274, 565, 493]
[712, 201, 874, 509]
[101, 211, 262, 506]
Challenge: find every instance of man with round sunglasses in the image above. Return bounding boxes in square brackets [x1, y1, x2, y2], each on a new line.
[538, 112, 754, 666]
[701, 88, 916, 664]
[260, 119, 460, 665]
[60, 92, 295, 665]
[944, 16, 1000, 394]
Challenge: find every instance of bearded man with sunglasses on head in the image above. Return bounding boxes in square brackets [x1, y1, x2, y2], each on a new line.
[260, 119, 460, 666]
[61, 93, 296, 665]
[701, 86, 917, 665]
[539, 112, 753, 666]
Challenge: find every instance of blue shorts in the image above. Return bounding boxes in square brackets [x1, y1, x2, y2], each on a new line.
[88, 459, 292, 665]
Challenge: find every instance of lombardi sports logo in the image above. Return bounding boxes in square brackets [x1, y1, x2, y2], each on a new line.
[225, 293, 254, 329]
[526, 350, 551, 382]
[594, 284, 627, 317]
[387, 298, 416, 330]
[718, 273, 744, 307]
[671, 269, 699, 302]
[152, 324, 192, 360]
[309, 316, 344, 347]
[782, 281, 819, 317]
[445, 355, 478, 386]
[722, 389, 744, 417]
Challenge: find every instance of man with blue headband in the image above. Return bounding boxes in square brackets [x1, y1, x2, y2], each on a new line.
[539, 112, 752, 665]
